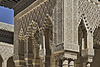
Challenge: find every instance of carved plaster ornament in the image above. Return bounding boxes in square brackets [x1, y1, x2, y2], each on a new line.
[78, 0, 100, 33]
[19, 28, 24, 40]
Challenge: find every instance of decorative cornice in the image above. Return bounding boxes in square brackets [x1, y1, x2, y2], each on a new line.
[0, 22, 14, 32]
[0, 42, 13, 47]
[15, 0, 45, 18]
[0, 0, 21, 9]
[14, 0, 36, 16]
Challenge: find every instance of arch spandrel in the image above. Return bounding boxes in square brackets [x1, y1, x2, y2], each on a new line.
[78, 14, 90, 31]
[78, 14, 100, 34]
[42, 14, 53, 42]
[15, 0, 56, 36]
[78, 0, 100, 33]
[26, 20, 39, 37]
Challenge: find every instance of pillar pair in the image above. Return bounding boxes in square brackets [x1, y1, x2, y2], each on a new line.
[63, 60, 74, 67]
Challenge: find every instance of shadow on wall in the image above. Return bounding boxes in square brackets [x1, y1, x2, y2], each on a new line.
[0, 55, 3, 67]
[91, 27, 100, 67]
[7, 56, 15, 67]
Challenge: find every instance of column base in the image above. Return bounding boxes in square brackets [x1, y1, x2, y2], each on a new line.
[14, 60, 25, 67]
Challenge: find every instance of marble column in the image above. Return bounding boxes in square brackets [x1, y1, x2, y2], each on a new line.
[33, 45, 40, 67]
[63, 60, 68, 67]
[69, 61, 74, 67]
[2, 60, 7, 67]
[87, 63, 90, 67]
[14, 28, 26, 67]
[86, 58, 93, 67]
[44, 29, 51, 67]
[86, 32, 94, 67]
[25, 36, 34, 67]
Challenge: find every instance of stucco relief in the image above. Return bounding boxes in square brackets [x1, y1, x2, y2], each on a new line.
[0, 42, 13, 60]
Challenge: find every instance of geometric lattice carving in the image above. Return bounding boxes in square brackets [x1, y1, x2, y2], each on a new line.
[0, 42, 13, 60]
[18, 0, 56, 35]
[78, 0, 100, 33]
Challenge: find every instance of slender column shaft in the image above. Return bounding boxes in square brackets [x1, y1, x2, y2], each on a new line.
[69, 61, 74, 67]
[87, 63, 90, 67]
[44, 29, 51, 67]
[63, 60, 68, 67]
[2, 60, 7, 67]
[25, 36, 34, 67]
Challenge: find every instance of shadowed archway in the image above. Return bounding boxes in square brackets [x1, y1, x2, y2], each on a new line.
[0, 55, 3, 67]
[7, 56, 15, 67]
[91, 27, 100, 67]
